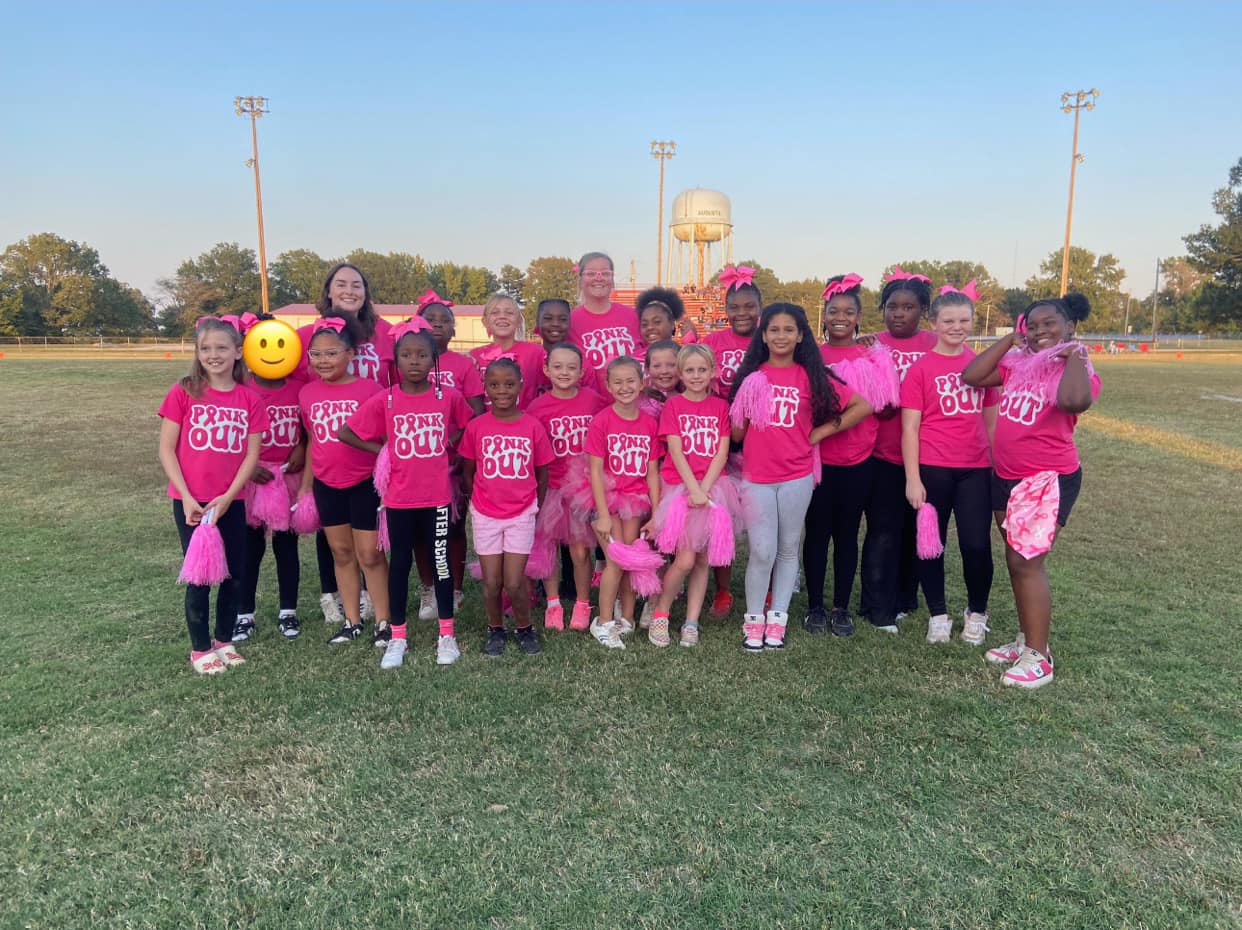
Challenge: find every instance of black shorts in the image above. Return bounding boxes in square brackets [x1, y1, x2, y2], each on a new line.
[313, 477, 380, 530]
[991, 467, 1083, 527]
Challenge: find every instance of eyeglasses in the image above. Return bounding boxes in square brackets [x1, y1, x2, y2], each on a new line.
[581, 270, 614, 280]
[308, 350, 344, 360]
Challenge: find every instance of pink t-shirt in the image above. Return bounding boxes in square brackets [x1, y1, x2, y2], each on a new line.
[158, 382, 269, 502]
[346, 385, 472, 509]
[248, 379, 304, 466]
[469, 340, 546, 409]
[459, 412, 555, 519]
[872, 329, 938, 464]
[993, 359, 1102, 479]
[430, 350, 484, 401]
[740, 363, 815, 484]
[703, 328, 753, 398]
[819, 344, 879, 467]
[535, 350, 600, 396]
[658, 393, 729, 484]
[569, 303, 644, 373]
[525, 388, 608, 488]
[299, 378, 382, 488]
[584, 405, 662, 499]
[900, 348, 998, 469]
[293, 317, 394, 386]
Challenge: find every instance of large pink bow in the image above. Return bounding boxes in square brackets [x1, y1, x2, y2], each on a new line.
[218, 312, 260, 334]
[313, 317, 346, 334]
[391, 317, 434, 345]
[939, 279, 980, 301]
[884, 265, 932, 284]
[822, 273, 864, 300]
[719, 264, 755, 291]
[416, 289, 454, 312]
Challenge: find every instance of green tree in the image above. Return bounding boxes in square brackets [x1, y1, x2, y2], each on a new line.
[1024, 247, 1126, 331]
[270, 249, 331, 306]
[344, 250, 430, 304]
[160, 242, 262, 332]
[498, 264, 526, 303]
[1183, 157, 1242, 332]
[523, 256, 577, 334]
[883, 259, 1003, 335]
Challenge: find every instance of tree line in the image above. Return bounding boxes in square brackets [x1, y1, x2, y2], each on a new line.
[3, 158, 1239, 338]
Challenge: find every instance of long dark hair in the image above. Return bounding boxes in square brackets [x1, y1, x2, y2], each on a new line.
[730, 303, 844, 427]
[315, 262, 378, 339]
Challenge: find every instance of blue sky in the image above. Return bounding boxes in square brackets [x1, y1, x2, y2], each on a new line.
[2, 2, 1238, 300]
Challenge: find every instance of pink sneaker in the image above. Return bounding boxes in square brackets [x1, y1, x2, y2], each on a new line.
[985, 633, 1025, 665]
[212, 641, 245, 668]
[742, 615, 765, 653]
[544, 601, 565, 631]
[190, 651, 226, 675]
[569, 600, 592, 631]
[1002, 647, 1054, 689]
[763, 610, 789, 650]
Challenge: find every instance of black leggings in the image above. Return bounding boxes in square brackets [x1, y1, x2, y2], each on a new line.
[861, 457, 919, 624]
[387, 505, 453, 624]
[173, 499, 247, 651]
[916, 465, 993, 616]
[239, 526, 300, 614]
[315, 530, 337, 594]
[803, 458, 874, 611]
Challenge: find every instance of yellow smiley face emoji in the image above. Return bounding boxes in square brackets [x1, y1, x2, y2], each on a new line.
[243, 320, 303, 379]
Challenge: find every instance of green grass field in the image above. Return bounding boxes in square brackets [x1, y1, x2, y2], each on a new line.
[2, 358, 1239, 930]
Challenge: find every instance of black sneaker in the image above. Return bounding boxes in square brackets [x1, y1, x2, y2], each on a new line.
[802, 607, 828, 635]
[372, 623, 392, 647]
[232, 616, 255, 643]
[278, 614, 301, 639]
[515, 625, 543, 655]
[327, 623, 363, 645]
[830, 608, 855, 638]
[483, 626, 508, 657]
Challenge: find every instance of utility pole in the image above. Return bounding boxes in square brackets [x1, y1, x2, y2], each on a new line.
[1058, 89, 1098, 297]
[1151, 257, 1161, 347]
[650, 141, 676, 286]
[235, 96, 271, 314]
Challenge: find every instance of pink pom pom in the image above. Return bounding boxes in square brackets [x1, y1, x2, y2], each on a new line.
[373, 444, 392, 498]
[467, 559, 482, 580]
[706, 504, 736, 567]
[524, 536, 555, 580]
[730, 370, 773, 428]
[628, 566, 664, 597]
[833, 344, 900, 410]
[916, 504, 944, 559]
[376, 507, 390, 552]
[606, 537, 664, 572]
[243, 481, 261, 528]
[1003, 343, 1093, 406]
[247, 474, 292, 532]
[290, 491, 320, 535]
[178, 513, 229, 585]
[655, 494, 690, 554]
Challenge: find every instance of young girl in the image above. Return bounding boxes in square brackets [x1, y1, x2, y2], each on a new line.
[901, 285, 997, 646]
[296, 317, 392, 645]
[568, 252, 643, 375]
[636, 287, 698, 347]
[459, 358, 555, 658]
[236, 315, 306, 642]
[730, 304, 860, 652]
[963, 293, 1100, 688]
[158, 317, 267, 674]
[861, 268, 938, 633]
[649, 345, 734, 647]
[702, 265, 761, 617]
[803, 275, 879, 638]
[469, 292, 546, 409]
[535, 298, 598, 396]
[341, 321, 474, 668]
[526, 343, 607, 631]
[642, 339, 681, 417]
[585, 356, 662, 649]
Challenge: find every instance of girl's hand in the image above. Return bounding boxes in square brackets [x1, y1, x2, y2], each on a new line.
[204, 495, 233, 520]
[1052, 342, 1081, 360]
[809, 422, 837, 444]
[593, 515, 613, 546]
[856, 333, 878, 347]
[688, 488, 709, 507]
[183, 500, 205, 526]
[285, 446, 306, 474]
[639, 518, 656, 538]
[905, 481, 926, 510]
[253, 464, 275, 485]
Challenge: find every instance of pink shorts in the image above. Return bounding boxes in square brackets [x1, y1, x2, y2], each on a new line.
[470, 501, 538, 556]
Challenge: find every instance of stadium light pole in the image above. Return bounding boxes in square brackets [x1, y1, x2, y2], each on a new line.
[1058, 89, 1098, 297]
[235, 96, 271, 314]
[651, 141, 676, 286]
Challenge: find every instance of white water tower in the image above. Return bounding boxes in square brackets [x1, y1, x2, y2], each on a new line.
[669, 188, 734, 290]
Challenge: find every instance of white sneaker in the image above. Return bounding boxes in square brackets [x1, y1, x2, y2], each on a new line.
[453, 590, 465, 613]
[380, 638, 407, 670]
[320, 593, 344, 625]
[639, 600, 654, 629]
[613, 601, 624, 623]
[960, 610, 990, 646]
[418, 590, 436, 621]
[616, 617, 635, 636]
[926, 614, 952, 644]
[589, 617, 625, 650]
[763, 610, 789, 649]
[360, 589, 375, 622]
[986, 633, 1025, 665]
[436, 635, 460, 665]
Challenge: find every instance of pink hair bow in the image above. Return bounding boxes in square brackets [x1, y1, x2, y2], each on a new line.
[416, 289, 453, 312]
[822, 273, 864, 300]
[390, 317, 433, 344]
[571, 263, 580, 274]
[884, 265, 932, 285]
[939, 279, 980, 301]
[218, 312, 261, 333]
[313, 317, 346, 334]
[194, 315, 218, 329]
[718, 264, 755, 290]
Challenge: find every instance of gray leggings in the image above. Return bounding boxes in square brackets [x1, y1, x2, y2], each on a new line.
[743, 474, 815, 615]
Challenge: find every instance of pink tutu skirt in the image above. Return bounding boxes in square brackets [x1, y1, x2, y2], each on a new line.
[562, 457, 651, 522]
[536, 484, 596, 548]
[651, 475, 743, 563]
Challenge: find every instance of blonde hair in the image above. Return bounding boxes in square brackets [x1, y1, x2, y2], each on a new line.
[482, 292, 525, 338]
[676, 343, 715, 373]
[181, 318, 244, 398]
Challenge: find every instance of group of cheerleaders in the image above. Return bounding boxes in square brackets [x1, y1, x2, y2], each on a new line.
[158, 251, 1099, 690]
